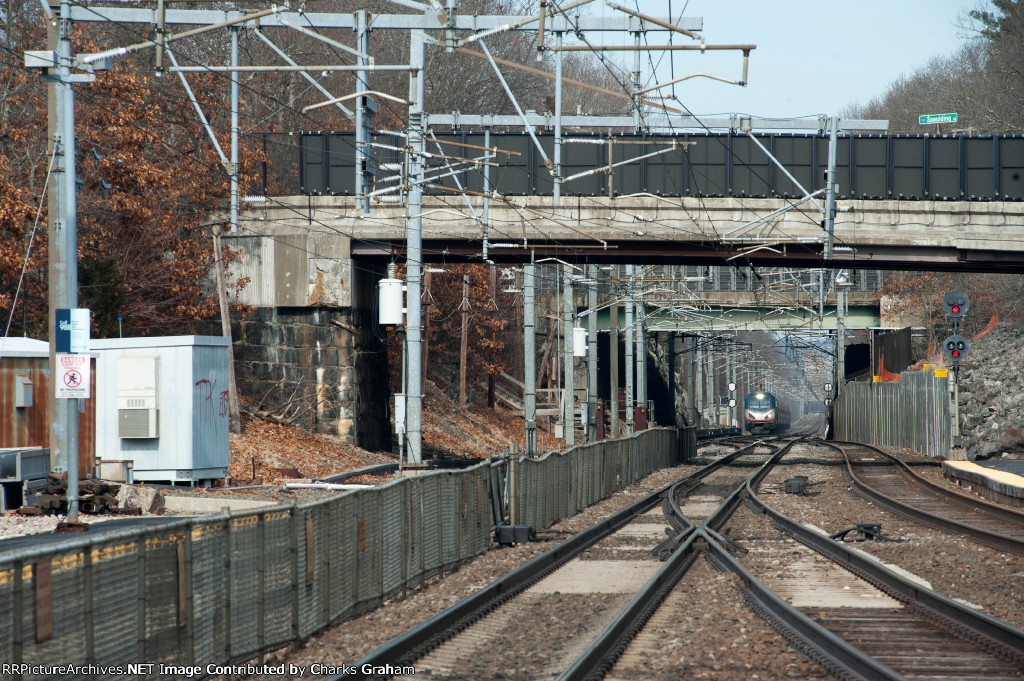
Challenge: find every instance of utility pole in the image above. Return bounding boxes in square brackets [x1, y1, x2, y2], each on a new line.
[706, 344, 714, 421]
[523, 263, 537, 456]
[609, 297, 619, 437]
[731, 343, 739, 428]
[725, 343, 731, 427]
[404, 30, 426, 465]
[355, 10, 372, 213]
[552, 30, 563, 205]
[666, 332, 676, 426]
[49, 0, 80, 523]
[459, 274, 470, 408]
[488, 266, 497, 409]
[824, 116, 839, 260]
[686, 335, 697, 427]
[223, 25, 241, 435]
[212, 226, 240, 434]
[835, 273, 847, 399]
[587, 265, 598, 442]
[624, 265, 634, 435]
[422, 270, 432, 382]
[562, 265, 575, 446]
[634, 294, 645, 417]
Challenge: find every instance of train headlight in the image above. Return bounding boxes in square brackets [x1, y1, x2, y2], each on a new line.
[766, 409, 776, 420]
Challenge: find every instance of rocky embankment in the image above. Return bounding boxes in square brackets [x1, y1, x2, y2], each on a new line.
[957, 322, 1024, 460]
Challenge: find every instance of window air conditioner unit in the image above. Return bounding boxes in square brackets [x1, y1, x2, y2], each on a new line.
[117, 356, 159, 438]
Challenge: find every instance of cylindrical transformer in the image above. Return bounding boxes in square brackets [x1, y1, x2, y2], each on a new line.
[378, 278, 404, 325]
[573, 326, 588, 357]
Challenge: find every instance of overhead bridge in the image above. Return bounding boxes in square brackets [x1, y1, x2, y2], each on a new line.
[241, 131, 1024, 272]
[298, 131, 1024, 203]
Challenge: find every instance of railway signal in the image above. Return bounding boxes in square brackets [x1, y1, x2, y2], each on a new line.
[942, 335, 970, 363]
[942, 291, 969, 319]
[940, 294, 969, 454]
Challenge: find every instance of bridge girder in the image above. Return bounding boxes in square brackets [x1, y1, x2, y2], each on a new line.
[243, 196, 1024, 273]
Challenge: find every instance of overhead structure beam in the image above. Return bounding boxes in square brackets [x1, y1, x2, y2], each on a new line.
[67, 7, 701, 32]
[478, 40, 552, 172]
[431, 113, 888, 131]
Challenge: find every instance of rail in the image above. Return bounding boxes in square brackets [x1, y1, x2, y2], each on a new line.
[833, 440, 1024, 554]
[566, 437, 1024, 679]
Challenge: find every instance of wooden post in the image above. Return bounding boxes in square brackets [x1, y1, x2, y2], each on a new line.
[537, 321, 556, 389]
[212, 227, 241, 434]
[459, 275, 470, 408]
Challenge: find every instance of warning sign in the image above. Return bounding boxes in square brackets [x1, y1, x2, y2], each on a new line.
[56, 353, 90, 398]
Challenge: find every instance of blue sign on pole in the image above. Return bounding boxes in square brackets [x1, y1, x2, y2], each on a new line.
[55, 308, 89, 353]
[55, 308, 71, 353]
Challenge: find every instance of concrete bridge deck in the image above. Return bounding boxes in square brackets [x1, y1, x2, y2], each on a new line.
[233, 195, 1024, 271]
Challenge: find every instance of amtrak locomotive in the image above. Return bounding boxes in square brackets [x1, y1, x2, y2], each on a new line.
[743, 392, 788, 434]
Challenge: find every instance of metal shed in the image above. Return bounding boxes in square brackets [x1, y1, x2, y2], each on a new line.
[92, 336, 231, 485]
[0, 336, 96, 477]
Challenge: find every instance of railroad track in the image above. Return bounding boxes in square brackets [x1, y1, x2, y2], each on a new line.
[343, 436, 1024, 680]
[567, 440, 1024, 681]
[834, 440, 1024, 553]
[728, 467, 1024, 681]
[336, 439, 783, 680]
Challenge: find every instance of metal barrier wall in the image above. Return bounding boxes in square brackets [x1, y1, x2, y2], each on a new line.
[0, 428, 686, 680]
[296, 131, 1024, 201]
[834, 372, 950, 458]
[0, 463, 497, 680]
[512, 427, 685, 530]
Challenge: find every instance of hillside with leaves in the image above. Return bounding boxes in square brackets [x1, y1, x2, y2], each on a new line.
[843, 1, 1024, 133]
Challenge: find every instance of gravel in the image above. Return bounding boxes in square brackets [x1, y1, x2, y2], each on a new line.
[747, 443, 1024, 629]
[608, 557, 827, 680]
[0, 511, 129, 538]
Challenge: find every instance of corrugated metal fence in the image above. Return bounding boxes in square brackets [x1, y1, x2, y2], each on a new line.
[0, 427, 685, 680]
[513, 427, 684, 530]
[835, 372, 950, 458]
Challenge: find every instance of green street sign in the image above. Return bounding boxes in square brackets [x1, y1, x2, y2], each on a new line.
[919, 113, 957, 125]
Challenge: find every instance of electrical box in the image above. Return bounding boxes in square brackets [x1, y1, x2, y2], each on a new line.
[378, 278, 404, 325]
[14, 375, 32, 408]
[117, 355, 159, 438]
[572, 327, 588, 357]
[23, 50, 57, 69]
[93, 336, 229, 484]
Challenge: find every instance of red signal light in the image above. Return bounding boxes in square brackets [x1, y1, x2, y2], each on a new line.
[951, 305, 960, 314]
[952, 349, 960, 358]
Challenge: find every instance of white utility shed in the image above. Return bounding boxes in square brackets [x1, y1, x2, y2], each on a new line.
[92, 336, 230, 485]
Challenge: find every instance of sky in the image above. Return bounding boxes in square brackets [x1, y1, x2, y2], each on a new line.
[596, 0, 986, 119]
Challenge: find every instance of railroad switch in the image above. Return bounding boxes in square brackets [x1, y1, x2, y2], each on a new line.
[829, 522, 903, 543]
